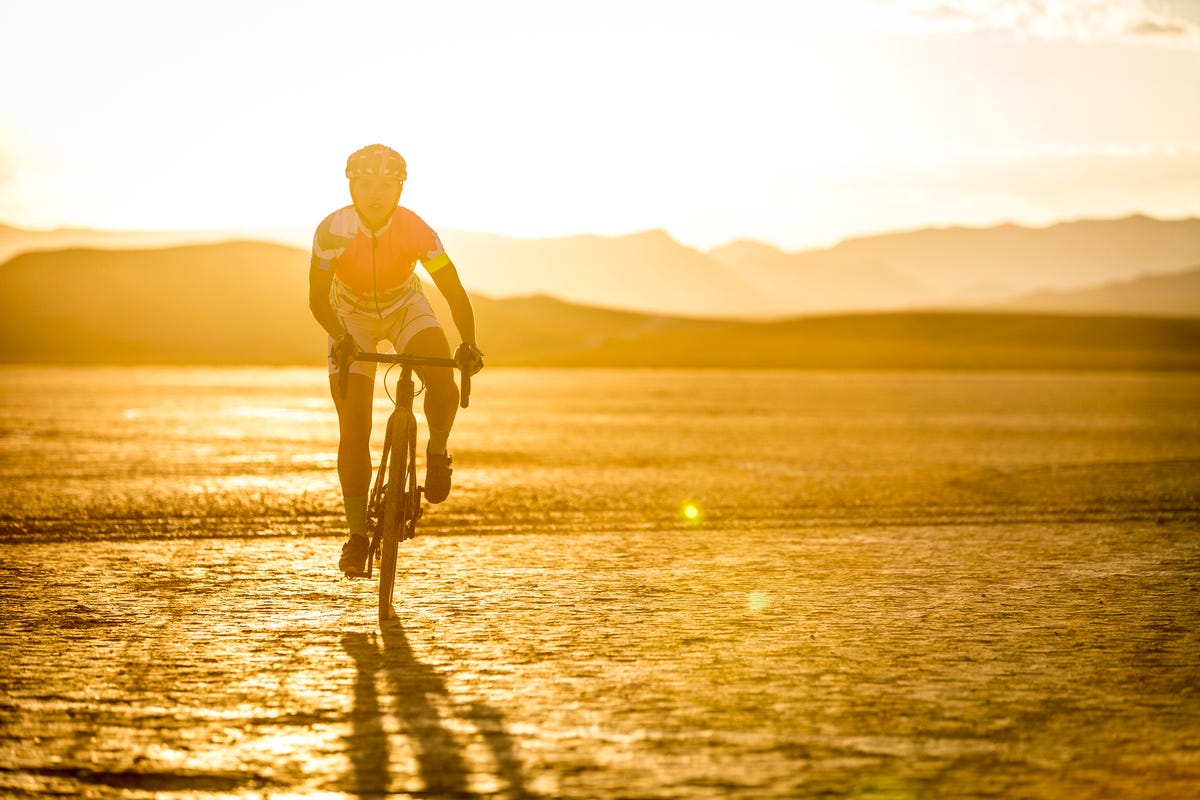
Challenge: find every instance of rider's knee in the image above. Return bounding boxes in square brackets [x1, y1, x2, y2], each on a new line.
[337, 405, 373, 443]
[427, 372, 459, 406]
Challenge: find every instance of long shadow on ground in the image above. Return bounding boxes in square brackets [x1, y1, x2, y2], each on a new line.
[342, 621, 530, 798]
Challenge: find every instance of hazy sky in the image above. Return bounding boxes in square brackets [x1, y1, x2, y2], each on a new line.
[1, 0, 1198, 250]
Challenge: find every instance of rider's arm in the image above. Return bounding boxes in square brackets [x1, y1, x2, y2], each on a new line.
[308, 264, 346, 338]
[429, 261, 478, 349]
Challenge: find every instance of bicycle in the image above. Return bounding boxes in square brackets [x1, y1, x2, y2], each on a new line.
[337, 349, 471, 622]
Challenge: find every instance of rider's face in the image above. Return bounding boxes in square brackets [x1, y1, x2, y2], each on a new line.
[349, 175, 403, 229]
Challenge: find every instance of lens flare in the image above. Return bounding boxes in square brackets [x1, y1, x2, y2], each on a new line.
[681, 501, 704, 526]
[747, 590, 771, 613]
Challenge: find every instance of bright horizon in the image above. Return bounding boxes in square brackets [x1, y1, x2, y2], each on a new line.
[1, 0, 1199, 252]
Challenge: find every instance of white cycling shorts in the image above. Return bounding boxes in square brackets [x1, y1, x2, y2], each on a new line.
[327, 292, 443, 379]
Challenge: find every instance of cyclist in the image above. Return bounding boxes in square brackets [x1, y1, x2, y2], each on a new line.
[308, 144, 484, 576]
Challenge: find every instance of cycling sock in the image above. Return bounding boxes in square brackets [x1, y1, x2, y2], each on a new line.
[427, 426, 451, 455]
[344, 495, 368, 539]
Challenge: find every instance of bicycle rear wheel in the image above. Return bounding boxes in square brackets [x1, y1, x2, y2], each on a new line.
[378, 409, 414, 622]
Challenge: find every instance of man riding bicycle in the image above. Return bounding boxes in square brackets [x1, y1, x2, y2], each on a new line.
[308, 144, 484, 576]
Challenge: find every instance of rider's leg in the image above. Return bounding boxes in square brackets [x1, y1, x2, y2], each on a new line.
[405, 326, 459, 452]
[329, 371, 375, 538]
[405, 326, 459, 503]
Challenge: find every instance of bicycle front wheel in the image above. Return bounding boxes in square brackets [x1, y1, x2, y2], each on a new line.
[378, 410, 414, 623]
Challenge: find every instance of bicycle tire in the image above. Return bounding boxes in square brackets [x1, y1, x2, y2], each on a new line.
[378, 409, 412, 622]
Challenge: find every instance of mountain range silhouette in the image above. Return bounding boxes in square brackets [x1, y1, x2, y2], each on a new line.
[4, 214, 1197, 318]
[1, 216, 1197, 367]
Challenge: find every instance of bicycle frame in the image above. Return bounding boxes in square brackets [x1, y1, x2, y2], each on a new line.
[339, 350, 470, 621]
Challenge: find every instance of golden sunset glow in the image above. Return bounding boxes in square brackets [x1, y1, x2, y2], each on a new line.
[2, 6, 1199, 796]
[1, 0, 1197, 250]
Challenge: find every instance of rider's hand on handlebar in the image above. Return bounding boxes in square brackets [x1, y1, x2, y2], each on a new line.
[455, 343, 485, 376]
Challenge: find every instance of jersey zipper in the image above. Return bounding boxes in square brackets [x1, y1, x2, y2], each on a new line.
[371, 230, 383, 320]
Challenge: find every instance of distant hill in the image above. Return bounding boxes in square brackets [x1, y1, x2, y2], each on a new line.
[998, 265, 1200, 317]
[439, 228, 769, 317]
[503, 310, 1200, 371]
[452, 215, 1200, 315]
[443, 293, 721, 364]
[0, 242, 315, 364]
[3, 215, 1198, 318]
[801, 215, 1200, 304]
[707, 238, 932, 311]
[0, 223, 309, 266]
[2, 243, 1198, 370]
[711, 215, 1200, 309]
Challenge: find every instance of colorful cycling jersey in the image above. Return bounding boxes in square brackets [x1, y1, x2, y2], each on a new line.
[310, 205, 452, 318]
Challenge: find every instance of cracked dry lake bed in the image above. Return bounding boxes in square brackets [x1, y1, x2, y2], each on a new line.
[1, 367, 1198, 798]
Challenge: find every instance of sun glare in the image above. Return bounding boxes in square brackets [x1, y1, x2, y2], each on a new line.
[1, 0, 1197, 248]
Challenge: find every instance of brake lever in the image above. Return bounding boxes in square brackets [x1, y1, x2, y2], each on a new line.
[458, 354, 471, 409]
[336, 336, 353, 400]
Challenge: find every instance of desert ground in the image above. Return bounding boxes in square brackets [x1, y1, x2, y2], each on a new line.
[1, 367, 1197, 798]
